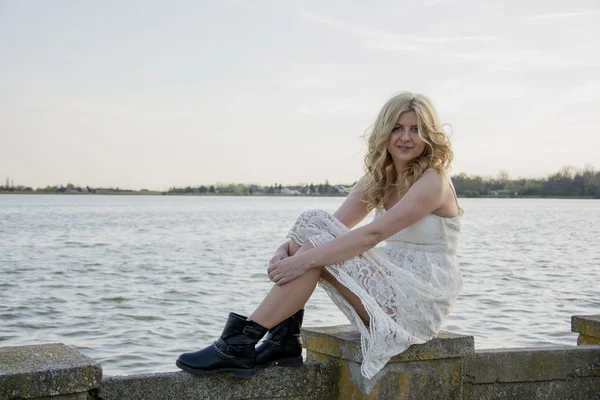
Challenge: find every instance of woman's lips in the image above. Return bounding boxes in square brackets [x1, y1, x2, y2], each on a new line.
[397, 145, 413, 151]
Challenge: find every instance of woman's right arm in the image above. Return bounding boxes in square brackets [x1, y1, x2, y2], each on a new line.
[333, 177, 370, 229]
[276, 240, 289, 255]
[272, 177, 368, 263]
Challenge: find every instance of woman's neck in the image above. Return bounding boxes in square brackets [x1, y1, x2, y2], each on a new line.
[391, 158, 408, 174]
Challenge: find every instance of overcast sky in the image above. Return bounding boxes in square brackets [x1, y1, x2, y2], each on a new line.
[1, 0, 599, 190]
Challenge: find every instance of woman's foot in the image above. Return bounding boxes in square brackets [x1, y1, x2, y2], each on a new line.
[176, 312, 268, 378]
[255, 309, 304, 368]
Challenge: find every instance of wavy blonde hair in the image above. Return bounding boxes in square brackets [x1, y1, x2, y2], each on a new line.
[360, 92, 453, 212]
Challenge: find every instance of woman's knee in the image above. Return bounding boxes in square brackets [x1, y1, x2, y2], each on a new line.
[288, 238, 302, 255]
[303, 208, 328, 217]
[289, 238, 318, 257]
[300, 209, 331, 223]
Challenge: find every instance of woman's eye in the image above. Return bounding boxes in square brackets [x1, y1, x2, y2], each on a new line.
[411, 127, 418, 133]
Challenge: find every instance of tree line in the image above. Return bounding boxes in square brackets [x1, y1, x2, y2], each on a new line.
[2, 165, 599, 198]
[0, 182, 139, 194]
[166, 181, 346, 196]
[453, 165, 599, 198]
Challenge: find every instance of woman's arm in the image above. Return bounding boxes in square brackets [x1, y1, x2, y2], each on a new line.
[299, 170, 446, 269]
[276, 240, 290, 255]
[332, 177, 371, 229]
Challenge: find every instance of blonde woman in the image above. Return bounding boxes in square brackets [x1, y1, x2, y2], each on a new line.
[177, 92, 464, 379]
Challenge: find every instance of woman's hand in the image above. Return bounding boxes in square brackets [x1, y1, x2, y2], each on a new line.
[269, 247, 289, 267]
[268, 256, 310, 286]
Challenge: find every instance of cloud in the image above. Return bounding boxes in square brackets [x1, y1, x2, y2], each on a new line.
[445, 49, 600, 72]
[564, 80, 600, 104]
[519, 9, 600, 24]
[219, 0, 282, 10]
[294, 96, 379, 116]
[10, 94, 198, 122]
[299, 11, 495, 53]
[433, 79, 529, 113]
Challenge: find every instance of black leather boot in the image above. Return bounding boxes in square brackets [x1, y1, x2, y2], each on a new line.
[176, 312, 268, 378]
[255, 309, 304, 368]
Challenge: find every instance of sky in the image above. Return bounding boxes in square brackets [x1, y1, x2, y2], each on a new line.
[1, 0, 599, 190]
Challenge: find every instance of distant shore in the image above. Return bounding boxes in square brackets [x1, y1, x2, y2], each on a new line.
[1, 191, 597, 199]
[0, 190, 345, 197]
[3, 164, 600, 199]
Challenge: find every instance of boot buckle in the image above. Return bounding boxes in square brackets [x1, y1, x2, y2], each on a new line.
[243, 326, 260, 337]
[213, 342, 236, 359]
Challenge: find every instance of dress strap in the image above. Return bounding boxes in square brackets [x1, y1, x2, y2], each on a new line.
[441, 171, 462, 214]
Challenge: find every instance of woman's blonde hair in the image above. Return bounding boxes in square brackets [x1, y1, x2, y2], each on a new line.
[360, 91, 453, 212]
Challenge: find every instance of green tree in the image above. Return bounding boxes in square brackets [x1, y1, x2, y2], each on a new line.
[232, 184, 248, 195]
[497, 170, 509, 183]
[324, 180, 331, 194]
[582, 165, 597, 196]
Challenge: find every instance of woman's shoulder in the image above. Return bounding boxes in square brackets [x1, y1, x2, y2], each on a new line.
[418, 168, 446, 187]
[421, 167, 445, 177]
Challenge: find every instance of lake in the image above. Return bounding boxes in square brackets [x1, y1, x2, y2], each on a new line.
[1, 195, 598, 375]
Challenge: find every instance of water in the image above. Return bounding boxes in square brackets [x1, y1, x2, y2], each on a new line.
[1, 195, 599, 375]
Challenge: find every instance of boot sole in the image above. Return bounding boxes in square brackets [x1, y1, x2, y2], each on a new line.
[176, 360, 255, 378]
[256, 356, 303, 369]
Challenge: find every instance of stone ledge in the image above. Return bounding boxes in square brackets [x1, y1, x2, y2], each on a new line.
[0, 343, 102, 399]
[578, 335, 600, 346]
[301, 325, 474, 363]
[334, 358, 463, 399]
[98, 362, 336, 400]
[463, 346, 600, 384]
[463, 377, 600, 400]
[572, 315, 600, 338]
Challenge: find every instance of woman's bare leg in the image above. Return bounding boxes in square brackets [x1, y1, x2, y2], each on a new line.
[248, 239, 321, 329]
[289, 238, 370, 325]
[288, 238, 302, 256]
[248, 239, 370, 328]
[321, 268, 370, 327]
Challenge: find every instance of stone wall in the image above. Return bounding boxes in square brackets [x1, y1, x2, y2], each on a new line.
[573, 315, 600, 345]
[0, 343, 102, 400]
[462, 346, 600, 399]
[302, 325, 474, 399]
[97, 363, 337, 400]
[1, 315, 599, 400]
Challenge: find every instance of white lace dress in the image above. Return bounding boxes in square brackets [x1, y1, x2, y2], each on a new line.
[286, 207, 463, 379]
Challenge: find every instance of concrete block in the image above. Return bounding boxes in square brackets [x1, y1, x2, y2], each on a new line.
[302, 325, 474, 363]
[463, 377, 600, 400]
[98, 362, 337, 400]
[0, 343, 102, 399]
[332, 358, 462, 400]
[463, 346, 600, 384]
[301, 325, 468, 399]
[573, 315, 600, 339]
[579, 335, 600, 346]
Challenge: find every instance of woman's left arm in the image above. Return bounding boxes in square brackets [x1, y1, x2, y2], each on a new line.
[268, 170, 446, 285]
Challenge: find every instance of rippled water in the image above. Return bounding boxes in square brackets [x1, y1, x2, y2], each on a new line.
[1, 195, 599, 375]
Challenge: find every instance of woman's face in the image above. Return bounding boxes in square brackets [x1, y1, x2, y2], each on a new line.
[387, 110, 427, 166]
